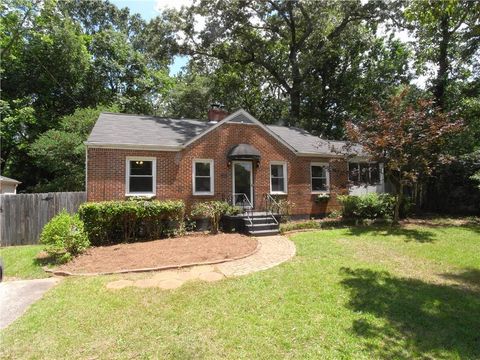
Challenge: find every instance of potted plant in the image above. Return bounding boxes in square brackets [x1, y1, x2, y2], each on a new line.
[315, 193, 330, 203]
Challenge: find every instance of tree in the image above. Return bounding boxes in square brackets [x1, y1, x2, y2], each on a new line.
[1, 0, 176, 190]
[345, 88, 464, 222]
[176, 0, 390, 130]
[403, 0, 480, 109]
[29, 106, 113, 192]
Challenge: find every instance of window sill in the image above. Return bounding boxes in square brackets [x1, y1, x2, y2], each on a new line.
[126, 193, 156, 198]
[193, 192, 214, 196]
[311, 191, 330, 195]
[270, 191, 288, 195]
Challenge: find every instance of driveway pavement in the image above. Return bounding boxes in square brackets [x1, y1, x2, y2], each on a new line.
[0, 278, 59, 329]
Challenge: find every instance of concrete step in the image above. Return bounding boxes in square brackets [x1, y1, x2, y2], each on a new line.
[246, 223, 279, 232]
[250, 217, 278, 225]
[247, 229, 280, 236]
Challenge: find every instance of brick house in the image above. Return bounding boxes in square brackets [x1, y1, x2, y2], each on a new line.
[85, 107, 385, 219]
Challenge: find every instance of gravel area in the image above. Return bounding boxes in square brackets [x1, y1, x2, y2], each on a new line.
[55, 233, 257, 274]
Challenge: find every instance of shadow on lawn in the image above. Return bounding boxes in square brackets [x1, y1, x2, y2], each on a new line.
[346, 226, 437, 243]
[440, 268, 480, 291]
[340, 267, 480, 359]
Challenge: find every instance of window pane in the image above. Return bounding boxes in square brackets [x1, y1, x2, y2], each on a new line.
[370, 163, 380, 184]
[360, 163, 369, 183]
[129, 176, 153, 193]
[130, 160, 152, 176]
[311, 165, 325, 178]
[349, 163, 359, 183]
[312, 178, 327, 191]
[195, 162, 210, 176]
[271, 177, 284, 192]
[271, 164, 284, 178]
[195, 177, 211, 192]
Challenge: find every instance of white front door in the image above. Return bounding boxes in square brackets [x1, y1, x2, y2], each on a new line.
[232, 161, 253, 208]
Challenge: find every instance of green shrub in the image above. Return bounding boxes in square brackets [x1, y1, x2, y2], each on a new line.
[191, 201, 241, 234]
[78, 200, 185, 245]
[40, 210, 90, 263]
[280, 220, 321, 233]
[338, 193, 396, 220]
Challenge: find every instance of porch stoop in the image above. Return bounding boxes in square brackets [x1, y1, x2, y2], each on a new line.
[239, 211, 280, 236]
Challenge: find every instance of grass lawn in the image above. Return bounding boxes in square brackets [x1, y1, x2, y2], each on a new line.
[1, 224, 479, 359]
[0, 245, 48, 280]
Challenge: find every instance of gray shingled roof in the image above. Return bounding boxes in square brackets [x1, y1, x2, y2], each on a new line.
[87, 113, 212, 147]
[266, 125, 359, 155]
[87, 112, 364, 156]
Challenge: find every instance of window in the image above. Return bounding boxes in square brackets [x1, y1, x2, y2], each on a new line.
[126, 157, 156, 195]
[270, 162, 287, 194]
[349, 162, 381, 185]
[311, 163, 329, 193]
[193, 159, 214, 195]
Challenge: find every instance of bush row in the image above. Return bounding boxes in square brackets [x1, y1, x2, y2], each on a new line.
[77, 200, 185, 246]
[338, 193, 412, 220]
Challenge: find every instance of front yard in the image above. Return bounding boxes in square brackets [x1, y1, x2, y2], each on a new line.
[1, 223, 479, 359]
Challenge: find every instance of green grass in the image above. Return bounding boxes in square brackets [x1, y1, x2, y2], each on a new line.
[1, 224, 479, 359]
[0, 245, 48, 279]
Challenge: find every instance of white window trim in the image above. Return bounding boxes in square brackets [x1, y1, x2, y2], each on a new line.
[311, 162, 330, 194]
[192, 159, 214, 195]
[125, 156, 156, 197]
[269, 161, 288, 194]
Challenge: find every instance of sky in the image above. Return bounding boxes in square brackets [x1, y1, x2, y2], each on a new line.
[109, 0, 190, 75]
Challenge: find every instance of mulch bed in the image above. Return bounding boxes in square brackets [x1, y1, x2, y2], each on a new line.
[54, 233, 258, 274]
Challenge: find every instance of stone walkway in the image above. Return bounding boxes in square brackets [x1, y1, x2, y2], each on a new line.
[106, 235, 295, 290]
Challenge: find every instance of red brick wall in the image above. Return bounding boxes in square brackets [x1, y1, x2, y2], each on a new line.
[87, 123, 348, 216]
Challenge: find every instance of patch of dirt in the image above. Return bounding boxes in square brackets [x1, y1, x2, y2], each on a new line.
[55, 233, 257, 274]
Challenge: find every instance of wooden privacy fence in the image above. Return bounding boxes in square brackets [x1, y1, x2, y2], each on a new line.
[0, 192, 86, 246]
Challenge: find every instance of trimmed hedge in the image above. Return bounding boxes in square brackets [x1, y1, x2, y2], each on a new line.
[78, 200, 185, 245]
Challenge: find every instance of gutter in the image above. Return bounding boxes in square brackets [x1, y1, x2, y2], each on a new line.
[84, 142, 182, 151]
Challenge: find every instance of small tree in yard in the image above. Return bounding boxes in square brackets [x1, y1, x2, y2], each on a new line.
[346, 88, 464, 223]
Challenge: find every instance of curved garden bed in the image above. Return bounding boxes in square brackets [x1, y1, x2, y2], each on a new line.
[50, 233, 258, 276]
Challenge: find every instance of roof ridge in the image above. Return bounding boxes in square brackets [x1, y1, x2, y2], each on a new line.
[101, 112, 205, 122]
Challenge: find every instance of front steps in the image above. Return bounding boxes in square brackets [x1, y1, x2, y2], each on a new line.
[240, 211, 280, 236]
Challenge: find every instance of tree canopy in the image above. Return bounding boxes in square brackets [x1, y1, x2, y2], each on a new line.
[1, 0, 478, 204]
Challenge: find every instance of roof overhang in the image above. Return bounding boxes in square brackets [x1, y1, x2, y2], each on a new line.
[296, 152, 346, 158]
[84, 142, 182, 151]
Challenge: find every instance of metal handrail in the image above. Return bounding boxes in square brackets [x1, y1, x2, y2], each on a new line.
[233, 193, 253, 226]
[264, 193, 279, 225]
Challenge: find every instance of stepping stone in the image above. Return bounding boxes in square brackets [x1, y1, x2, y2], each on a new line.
[152, 270, 180, 281]
[198, 271, 224, 282]
[157, 279, 184, 290]
[176, 271, 199, 281]
[106, 280, 133, 290]
[189, 265, 215, 275]
[134, 278, 160, 288]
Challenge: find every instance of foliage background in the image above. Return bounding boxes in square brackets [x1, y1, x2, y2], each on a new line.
[1, 0, 478, 213]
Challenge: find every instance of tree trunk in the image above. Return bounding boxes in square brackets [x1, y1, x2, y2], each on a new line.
[289, 86, 301, 125]
[393, 183, 404, 224]
[434, 14, 450, 109]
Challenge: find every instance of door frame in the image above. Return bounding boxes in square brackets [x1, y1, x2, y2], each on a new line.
[232, 160, 254, 208]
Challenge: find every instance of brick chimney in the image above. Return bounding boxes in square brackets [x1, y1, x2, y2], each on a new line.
[207, 103, 228, 123]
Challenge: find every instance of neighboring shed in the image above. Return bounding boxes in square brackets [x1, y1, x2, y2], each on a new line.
[0, 176, 21, 194]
